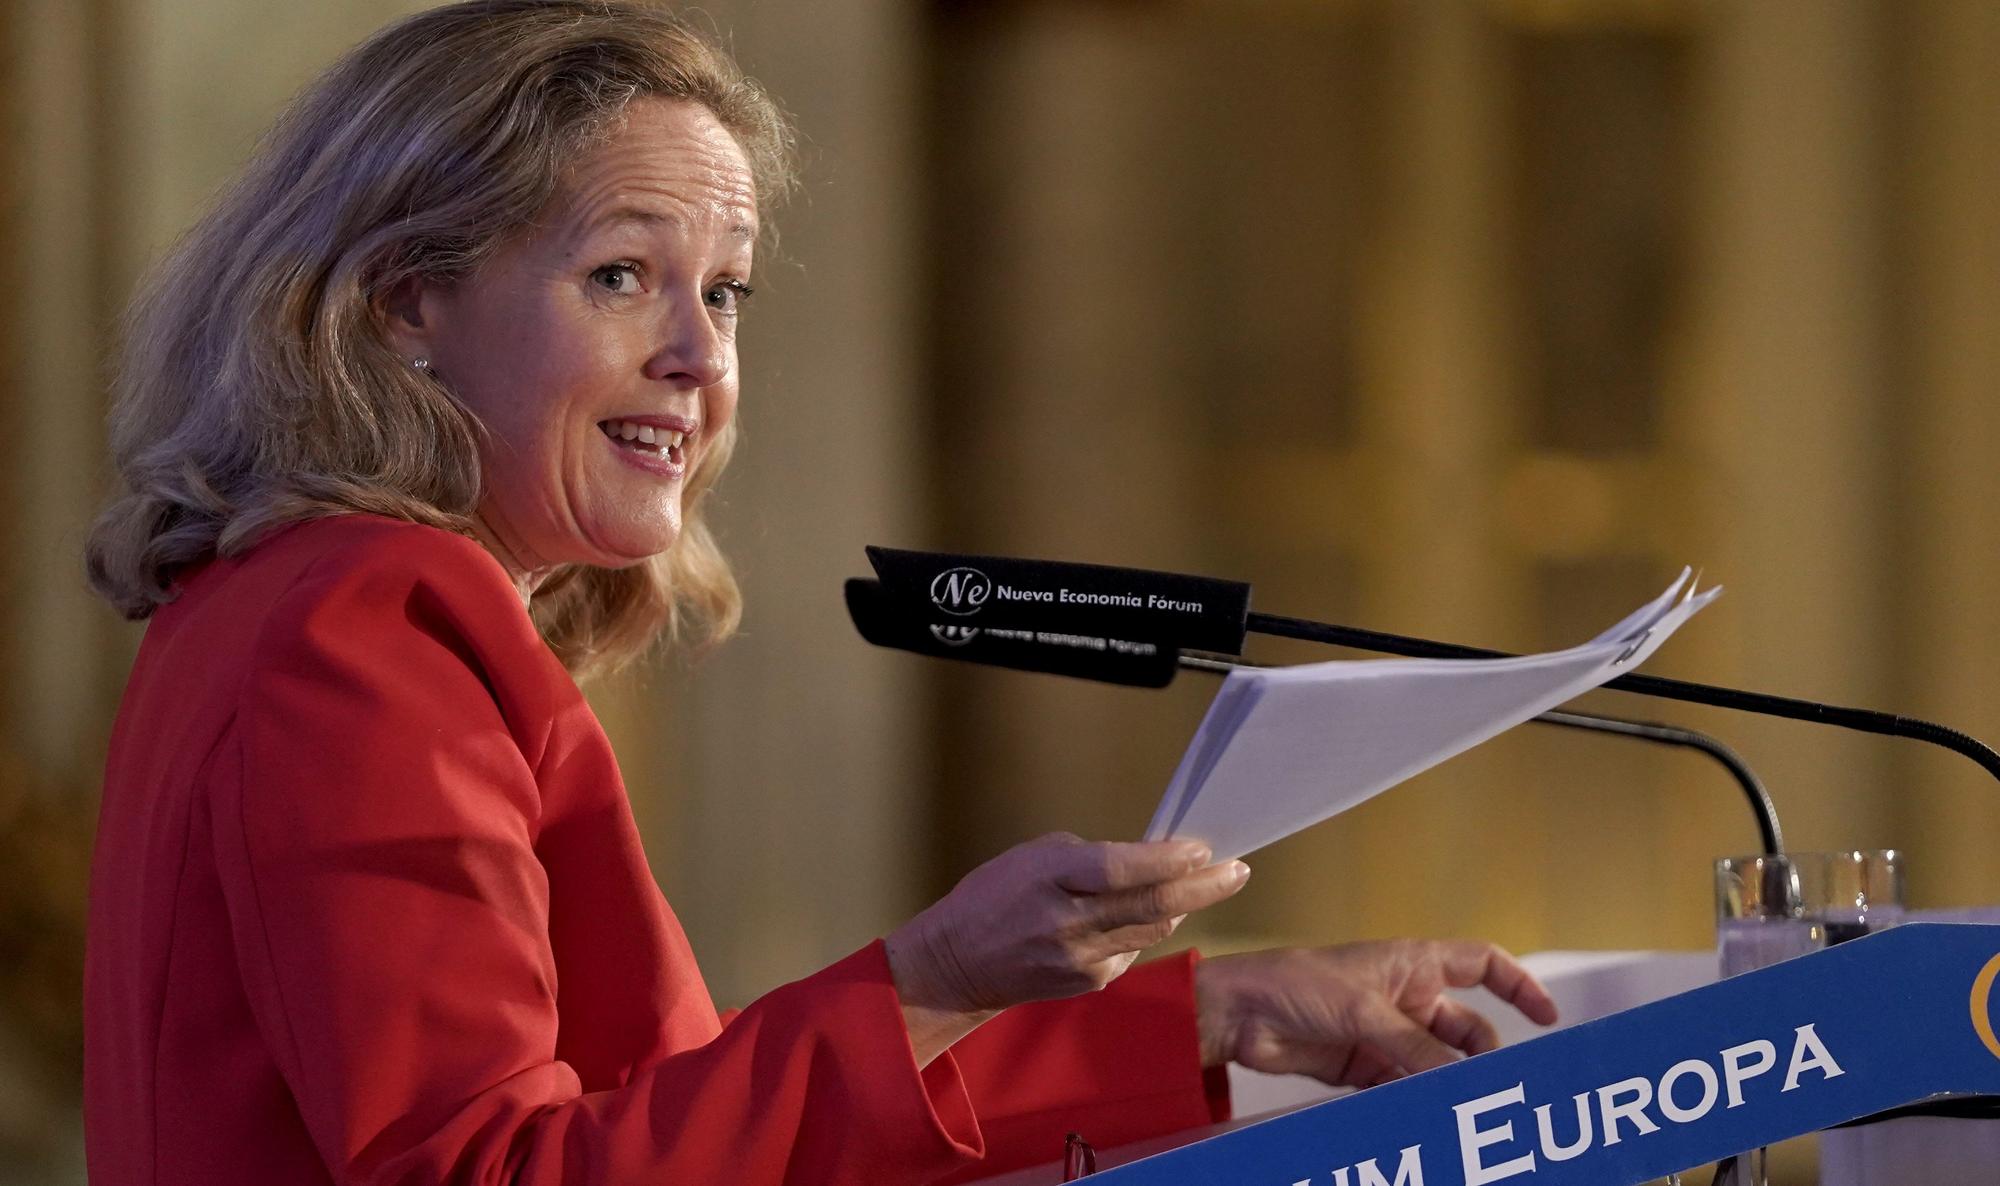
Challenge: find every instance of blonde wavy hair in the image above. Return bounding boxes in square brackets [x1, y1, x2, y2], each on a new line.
[84, 0, 794, 681]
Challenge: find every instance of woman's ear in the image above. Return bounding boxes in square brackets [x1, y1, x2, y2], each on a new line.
[376, 273, 436, 361]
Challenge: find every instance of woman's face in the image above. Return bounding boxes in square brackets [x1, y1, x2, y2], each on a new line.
[396, 98, 756, 587]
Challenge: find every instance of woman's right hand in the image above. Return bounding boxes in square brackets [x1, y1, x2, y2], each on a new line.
[884, 833, 1250, 1062]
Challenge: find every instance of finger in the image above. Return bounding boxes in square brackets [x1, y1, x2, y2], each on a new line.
[1092, 914, 1184, 958]
[1085, 861, 1249, 929]
[1355, 996, 1462, 1076]
[1437, 941, 1560, 1027]
[1425, 997, 1502, 1057]
[1306, 1043, 1403, 1089]
[1354, 1049, 1408, 1089]
[1102, 949, 1141, 984]
[1364, 1067, 1407, 1088]
[1072, 949, 1141, 994]
[1052, 839, 1213, 894]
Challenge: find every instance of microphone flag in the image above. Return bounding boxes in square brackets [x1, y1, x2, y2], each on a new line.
[866, 546, 1252, 655]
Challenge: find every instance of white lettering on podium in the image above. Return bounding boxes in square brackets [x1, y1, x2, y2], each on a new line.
[1278, 1025, 1845, 1186]
[1533, 1093, 1594, 1161]
[1721, 1039, 1778, 1107]
[1658, 1059, 1722, 1123]
[1596, 1077, 1662, 1146]
[1782, 1024, 1845, 1091]
[1331, 1145, 1424, 1186]
[1456, 1084, 1536, 1183]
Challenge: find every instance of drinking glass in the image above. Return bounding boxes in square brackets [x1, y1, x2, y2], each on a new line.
[1710, 851, 1905, 1185]
[1814, 849, 1906, 943]
[1715, 850, 1903, 974]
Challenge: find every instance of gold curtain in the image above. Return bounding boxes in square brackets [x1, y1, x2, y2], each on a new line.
[925, 0, 2000, 956]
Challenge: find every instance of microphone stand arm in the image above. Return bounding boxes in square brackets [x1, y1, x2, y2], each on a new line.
[1246, 612, 2000, 790]
[1181, 651, 1783, 855]
[1539, 710, 1781, 856]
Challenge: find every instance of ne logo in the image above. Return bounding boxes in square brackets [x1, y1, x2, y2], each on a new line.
[930, 567, 992, 617]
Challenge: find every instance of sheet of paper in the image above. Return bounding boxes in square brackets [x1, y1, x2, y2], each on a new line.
[1145, 571, 1719, 862]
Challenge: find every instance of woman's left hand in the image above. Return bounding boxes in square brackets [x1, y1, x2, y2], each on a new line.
[1194, 940, 1560, 1086]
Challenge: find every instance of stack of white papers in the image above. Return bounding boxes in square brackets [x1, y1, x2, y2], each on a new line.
[1144, 570, 1719, 862]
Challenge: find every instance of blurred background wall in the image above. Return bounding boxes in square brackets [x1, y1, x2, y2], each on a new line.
[2, 0, 1995, 1181]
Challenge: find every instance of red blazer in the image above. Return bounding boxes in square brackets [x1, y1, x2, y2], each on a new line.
[84, 514, 1227, 1186]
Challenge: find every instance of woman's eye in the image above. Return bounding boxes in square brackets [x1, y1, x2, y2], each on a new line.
[590, 263, 642, 295]
[705, 279, 754, 316]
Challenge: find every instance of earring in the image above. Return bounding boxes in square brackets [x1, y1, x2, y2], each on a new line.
[412, 357, 430, 371]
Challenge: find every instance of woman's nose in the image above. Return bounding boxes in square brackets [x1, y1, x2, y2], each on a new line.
[643, 302, 730, 389]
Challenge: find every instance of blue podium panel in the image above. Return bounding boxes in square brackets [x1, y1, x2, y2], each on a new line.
[1096, 924, 2000, 1186]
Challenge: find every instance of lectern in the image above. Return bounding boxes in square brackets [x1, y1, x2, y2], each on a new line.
[979, 924, 2000, 1186]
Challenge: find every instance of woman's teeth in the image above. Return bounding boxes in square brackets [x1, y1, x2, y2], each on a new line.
[599, 419, 685, 455]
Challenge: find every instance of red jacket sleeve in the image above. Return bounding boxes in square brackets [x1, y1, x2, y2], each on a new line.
[206, 538, 983, 1186]
[928, 953, 1232, 1182]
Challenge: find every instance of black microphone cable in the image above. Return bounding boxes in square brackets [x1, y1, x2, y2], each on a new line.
[1243, 613, 2000, 790]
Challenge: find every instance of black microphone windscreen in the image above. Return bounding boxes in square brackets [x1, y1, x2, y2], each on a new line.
[865, 546, 1251, 654]
[843, 578, 1182, 688]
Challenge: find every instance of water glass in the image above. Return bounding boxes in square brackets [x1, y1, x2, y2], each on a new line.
[1813, 849, 1906, 942]
[1715, 850, 1904, 976]
[1710, 851, 1904, 1185]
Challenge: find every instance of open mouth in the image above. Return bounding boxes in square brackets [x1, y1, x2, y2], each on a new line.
[598, 418, 688, 467]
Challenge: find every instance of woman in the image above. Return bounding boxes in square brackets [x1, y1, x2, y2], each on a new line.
[81, 3, 1557, 1184]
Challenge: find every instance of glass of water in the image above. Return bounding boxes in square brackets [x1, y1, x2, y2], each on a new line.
[1711, 850, 1905, 1184]
[1715, 850, 1904, 975]
[1717, 853, 1819, 978]
[1814, 849, 1906, 943]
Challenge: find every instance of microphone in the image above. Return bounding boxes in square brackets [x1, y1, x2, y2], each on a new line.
[861, 546, 2000, 792]
[843, 577, 1179, 688]
[844, 576, 1783, 855]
